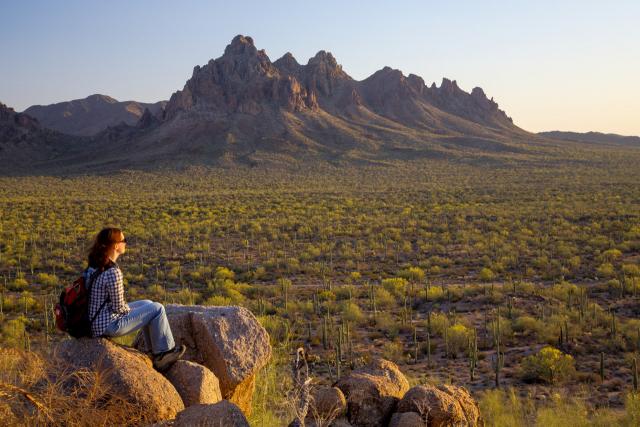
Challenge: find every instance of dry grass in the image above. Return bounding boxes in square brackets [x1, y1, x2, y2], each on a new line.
[0, 347, 154, 426]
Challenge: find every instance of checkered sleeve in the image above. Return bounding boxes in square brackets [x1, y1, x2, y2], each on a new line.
[105, 268, 130, 316]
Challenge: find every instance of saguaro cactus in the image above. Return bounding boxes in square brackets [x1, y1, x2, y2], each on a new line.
[469, 328, 478, 381]
[633, 358, 638, 392]
[413, 326, 419, 364]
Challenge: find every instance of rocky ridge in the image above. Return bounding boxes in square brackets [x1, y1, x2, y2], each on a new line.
[0, 102, 80, 171]
[24, 94, 167, 136]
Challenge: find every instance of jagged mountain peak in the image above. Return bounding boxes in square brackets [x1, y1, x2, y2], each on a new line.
[471, 87, 486, 97]
[308, 50, 338, 67]
[274, 52, 302, 74]
[439, 78, 461, 92]
[224, 35, 257, 55]
[377, 66, 404, 77]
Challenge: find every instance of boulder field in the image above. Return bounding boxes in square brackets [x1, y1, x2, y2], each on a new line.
[53, 305, 482, 426]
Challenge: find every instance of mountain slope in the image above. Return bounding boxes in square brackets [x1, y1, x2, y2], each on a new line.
[24, 94, 167, 136]
[539, 131, 640, 146]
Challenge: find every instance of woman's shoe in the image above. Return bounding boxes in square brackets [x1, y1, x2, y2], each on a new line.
[152, 344, 186, 371]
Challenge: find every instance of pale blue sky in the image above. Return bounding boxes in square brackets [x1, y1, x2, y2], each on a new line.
[1, 1, 639, 134]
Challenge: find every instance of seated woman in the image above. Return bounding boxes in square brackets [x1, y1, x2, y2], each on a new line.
[86, 227, 185, 371]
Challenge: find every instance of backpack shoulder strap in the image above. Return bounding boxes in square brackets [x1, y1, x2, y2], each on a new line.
[87, 263, 117, 325]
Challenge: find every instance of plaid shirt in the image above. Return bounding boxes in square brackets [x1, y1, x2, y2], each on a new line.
[87, 264, 131, 337]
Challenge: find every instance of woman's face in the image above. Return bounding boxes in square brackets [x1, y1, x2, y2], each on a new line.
[115, 232, 127, 255]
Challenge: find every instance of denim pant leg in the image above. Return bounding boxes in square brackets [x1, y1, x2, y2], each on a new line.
[104, 300, 175, 355]
[127, 300, 153, 349]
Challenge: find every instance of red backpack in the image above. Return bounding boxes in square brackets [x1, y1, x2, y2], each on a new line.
[55, 269, 108, 338]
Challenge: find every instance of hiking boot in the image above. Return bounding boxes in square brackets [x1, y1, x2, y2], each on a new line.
[152, 344, 186, 372]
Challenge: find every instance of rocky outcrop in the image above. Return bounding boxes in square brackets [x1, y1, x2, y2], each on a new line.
[395, 384, 483, 427]
[165, 360, 222, 407]
[0, 101, 87, 174]
[173, 400, 249, 427]
[55, 338, 184, 423]
[164, 35, 316, 118]
[424, 78, 513, 128]
[291, 359, 483, 427]
[335, 358, 410, 427]
[133, 304, 272, 416]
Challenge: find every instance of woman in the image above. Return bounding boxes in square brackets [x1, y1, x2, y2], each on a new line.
[86, 227, 185, 371]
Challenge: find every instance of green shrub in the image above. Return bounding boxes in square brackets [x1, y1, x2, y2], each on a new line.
[334, 285, 356, 300]
[535, 393, 589, 426]
[341, 301, 363, 323]
[446, 323, 470, 356]
[9, 277, 28, 291]
[258, 315, 290, 346]
[382, 278, 408, 297]
[169, 288, 201, 305]
[0, 315, 27, 348]
[382, 340, 403, 361]
[399, 266, 425, 283]
[374, 287, 395, 308]
[215, 266, 235, 281]
[478, 388, 528, 427]
[596, 263, 615, 278]
[204, 295, 232, 306]
[547, 281, 579, 302]
[426, 285, 445, 301]
[513, 315, 543, 338]
[428, 312, 450, 336]
[622, 263, 640, 277]
[479, 267, 495, 282]
[35, 273, 58, 288]
[521, 346, 575, 384]
[375, 312, 399, 338]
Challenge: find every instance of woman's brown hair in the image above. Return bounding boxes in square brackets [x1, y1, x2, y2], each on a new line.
[88, 227, 123, 269]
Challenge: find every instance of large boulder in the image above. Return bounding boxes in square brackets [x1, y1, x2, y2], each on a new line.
[389, 412, 425, 427]
[55, 338, 184, 423]
[165, 360, 222, 407]
[335, 358, 410, 427]
[307, 386, 348, 422]
[173, 400, 249, 427]
[396, 384, 482, 427]
[133, 304, 271, 415]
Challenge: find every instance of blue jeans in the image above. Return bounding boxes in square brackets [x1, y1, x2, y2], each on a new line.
[103, 300, 175, 355]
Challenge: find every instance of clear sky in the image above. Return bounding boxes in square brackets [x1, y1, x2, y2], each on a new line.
[1, 0, 639, 135]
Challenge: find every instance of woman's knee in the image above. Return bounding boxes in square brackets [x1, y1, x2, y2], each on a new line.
[152, 301, 165, 313]
[129, 299, 153, 309]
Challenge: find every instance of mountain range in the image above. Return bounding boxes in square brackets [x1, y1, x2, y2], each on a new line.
[538, 131, 640, 146]
[24, 95, 166, 136]
[1, 35, 636, 174]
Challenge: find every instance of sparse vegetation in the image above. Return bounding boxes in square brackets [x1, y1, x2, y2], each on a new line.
[1, 156, 640, 424]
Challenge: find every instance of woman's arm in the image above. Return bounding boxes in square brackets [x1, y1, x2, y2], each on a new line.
[105, 267, 130, 315]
